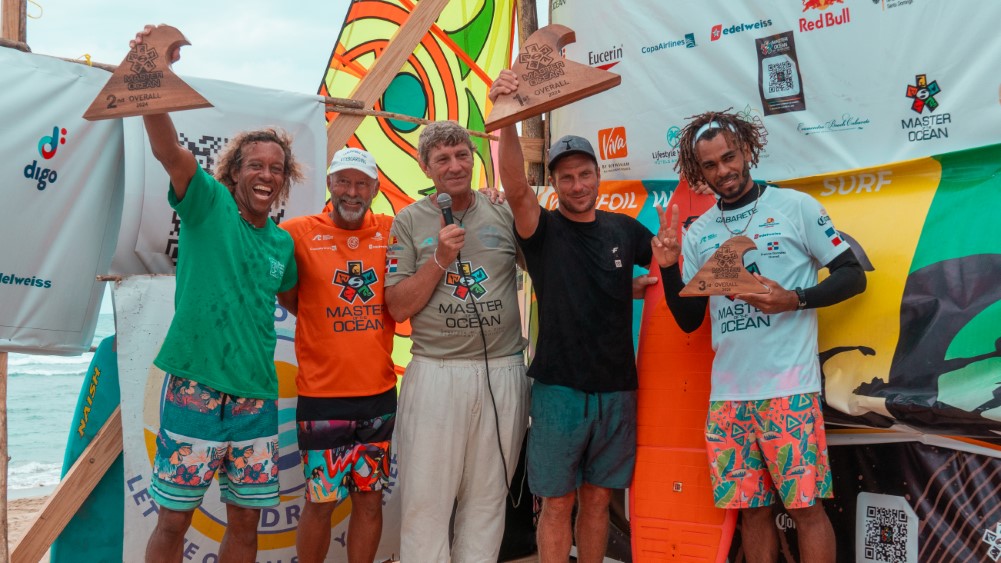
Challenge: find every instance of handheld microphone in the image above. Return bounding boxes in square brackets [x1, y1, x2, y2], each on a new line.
[436, 192, 455, 225]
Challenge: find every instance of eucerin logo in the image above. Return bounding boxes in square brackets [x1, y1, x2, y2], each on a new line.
[588, 44, 623, 71]
[710, 19, 774, 41]
[597, 127, 628, 160]
[23, 126, 68, 191]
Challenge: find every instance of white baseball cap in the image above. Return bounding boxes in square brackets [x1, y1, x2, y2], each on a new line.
[327, 147, 378, 179]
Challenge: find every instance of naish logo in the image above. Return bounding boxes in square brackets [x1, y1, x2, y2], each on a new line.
[24, 126, 69, 191]
[333, 260, 378, 303]
[588, 44, 623, 70]
[906, 74, 941, 114]
[445, 261, 489, 300]
[711, 19, 773, 42]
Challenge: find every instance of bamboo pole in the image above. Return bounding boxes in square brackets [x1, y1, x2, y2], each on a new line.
[324, 0, 452, 165]
[1, 351, 8, 563]
[517, 0, 546, 186]
[1, 0, 26, 44]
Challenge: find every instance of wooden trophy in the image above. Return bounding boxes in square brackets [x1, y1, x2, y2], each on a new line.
[680, 236, 770, 296]
[83, 25, 211, 120]
[485, 24, 620, 131]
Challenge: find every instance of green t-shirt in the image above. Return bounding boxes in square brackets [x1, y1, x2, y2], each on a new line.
[153, 166, 297, 399]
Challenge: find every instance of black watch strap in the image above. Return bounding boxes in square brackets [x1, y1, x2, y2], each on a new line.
[795, 287, 807, 310]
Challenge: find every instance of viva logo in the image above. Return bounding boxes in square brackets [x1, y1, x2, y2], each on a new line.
[598, 126, 628, 160]
[24, 126, 68, 191]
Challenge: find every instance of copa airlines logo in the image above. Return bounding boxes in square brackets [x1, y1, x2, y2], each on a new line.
[24, 126, 68, 191]
[711, 19, 773, 41]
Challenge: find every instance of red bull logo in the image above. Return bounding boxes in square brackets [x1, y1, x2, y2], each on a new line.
[803, 0, 843, 10]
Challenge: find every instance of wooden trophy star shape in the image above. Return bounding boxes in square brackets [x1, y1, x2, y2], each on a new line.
[83, 25, 212, 121]
[485, 24, 621, 132]
[680, 235, 770, 296]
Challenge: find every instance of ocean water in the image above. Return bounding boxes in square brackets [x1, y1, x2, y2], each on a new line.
[6, 311, 116, 500]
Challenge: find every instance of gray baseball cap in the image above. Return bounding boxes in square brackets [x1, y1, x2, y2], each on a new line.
[547, 135, 598, 171]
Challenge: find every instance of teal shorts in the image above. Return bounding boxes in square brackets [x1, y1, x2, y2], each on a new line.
[527, 380, 637, 497]
[150, 375, 280, 511]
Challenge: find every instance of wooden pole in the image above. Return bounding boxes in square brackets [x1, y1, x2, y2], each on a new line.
[1, 351, 8, 563]
[325, 0, 452, 165]
[10, 408, 122, 563]
[1, 0, 26, 44]
[517, 0, 546, 187]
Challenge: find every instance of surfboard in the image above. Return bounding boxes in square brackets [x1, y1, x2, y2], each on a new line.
[51, 334, 124, 562]
[631, 182, 737, 562]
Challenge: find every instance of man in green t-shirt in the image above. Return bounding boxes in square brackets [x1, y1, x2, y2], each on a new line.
[132, 26, 300, 563]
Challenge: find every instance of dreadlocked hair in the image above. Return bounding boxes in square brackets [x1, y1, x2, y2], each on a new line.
[674, 110, 767, 186]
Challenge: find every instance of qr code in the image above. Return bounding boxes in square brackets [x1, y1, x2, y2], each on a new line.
[163, 133, 289, 262]
[863, 506, 908, 562]
[767, 60, 794, 94]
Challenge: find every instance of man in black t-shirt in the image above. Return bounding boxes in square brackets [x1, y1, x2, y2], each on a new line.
[492, 70, 656, 563]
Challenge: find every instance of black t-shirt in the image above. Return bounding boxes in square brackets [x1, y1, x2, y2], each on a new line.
[517, 208, 654, 392]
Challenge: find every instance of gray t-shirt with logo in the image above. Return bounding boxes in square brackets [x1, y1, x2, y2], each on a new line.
[386, 190, 526, 359]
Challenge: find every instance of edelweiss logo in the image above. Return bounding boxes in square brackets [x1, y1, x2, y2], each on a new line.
[445, 261, 489, 300]
[905, 74, 941, 113]
[333, 260, 378, 302]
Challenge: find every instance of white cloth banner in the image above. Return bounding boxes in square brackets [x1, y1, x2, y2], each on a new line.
[550, 0, 1001, 181]
[112, 77, 327, 274]
[0, 49, 124, 354]
[115, 275, 402, 561]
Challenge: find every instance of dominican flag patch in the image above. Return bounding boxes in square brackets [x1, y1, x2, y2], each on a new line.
[825, 227, 843, 246]
[386, 257, 398, 273]
[767, 241, 779, 251]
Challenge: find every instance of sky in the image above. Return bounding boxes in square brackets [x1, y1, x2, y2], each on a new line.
[10, 0, 546, 314]
[16, 0, 355, 94]
[15, 0, 547, 95]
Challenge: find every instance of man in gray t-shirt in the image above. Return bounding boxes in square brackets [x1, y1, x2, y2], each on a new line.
[385, 121, 529, 562]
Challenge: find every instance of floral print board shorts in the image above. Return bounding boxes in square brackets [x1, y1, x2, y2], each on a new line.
[705, 392, 833, 510]
[150, 374, 280, 511]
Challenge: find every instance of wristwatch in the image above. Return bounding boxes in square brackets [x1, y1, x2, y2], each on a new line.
[795, 287, 807, 310]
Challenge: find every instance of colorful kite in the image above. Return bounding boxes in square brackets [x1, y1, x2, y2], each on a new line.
[320, 0, 515, 214]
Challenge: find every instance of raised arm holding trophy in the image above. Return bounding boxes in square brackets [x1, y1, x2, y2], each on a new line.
[95, 26, 301, 563]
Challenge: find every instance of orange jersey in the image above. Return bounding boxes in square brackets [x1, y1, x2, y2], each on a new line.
[281, 212, 397, 397]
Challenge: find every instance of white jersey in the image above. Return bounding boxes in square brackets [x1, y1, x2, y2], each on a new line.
[682, 185, 850, 401]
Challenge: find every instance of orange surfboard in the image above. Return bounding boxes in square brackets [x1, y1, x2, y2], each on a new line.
[631, 180, 737, 561]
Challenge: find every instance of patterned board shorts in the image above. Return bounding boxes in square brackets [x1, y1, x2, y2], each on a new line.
[297, 391, 395, 504]
[705, 392, 833, 510]
[150, 375, 280, 512]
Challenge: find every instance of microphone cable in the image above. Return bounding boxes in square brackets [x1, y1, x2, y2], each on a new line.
[441, 193, 527, 509]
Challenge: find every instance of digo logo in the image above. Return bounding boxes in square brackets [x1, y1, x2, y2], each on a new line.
[38, 126, 68, 159]
[598, 127, 628, 160]
[24, 126, 68, 191]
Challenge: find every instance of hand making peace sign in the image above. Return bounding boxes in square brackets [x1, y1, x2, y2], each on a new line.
[651, 203, 681, 268]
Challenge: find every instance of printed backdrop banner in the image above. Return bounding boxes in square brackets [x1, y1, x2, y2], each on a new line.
[115, 276, 402, 561]
[0, 48, 124, 354]
[113, 78, 327, 275]
[549, 0, 1001, 182]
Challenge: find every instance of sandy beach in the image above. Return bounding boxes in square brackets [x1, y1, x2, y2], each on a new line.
[7, 496, 50, 562]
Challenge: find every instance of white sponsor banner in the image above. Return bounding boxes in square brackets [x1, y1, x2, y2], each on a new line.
[113, 78, 327, 274]
[0, 48, 124, 354]
[115, 275, 402, 561]
[550, 0, 1001, 181]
